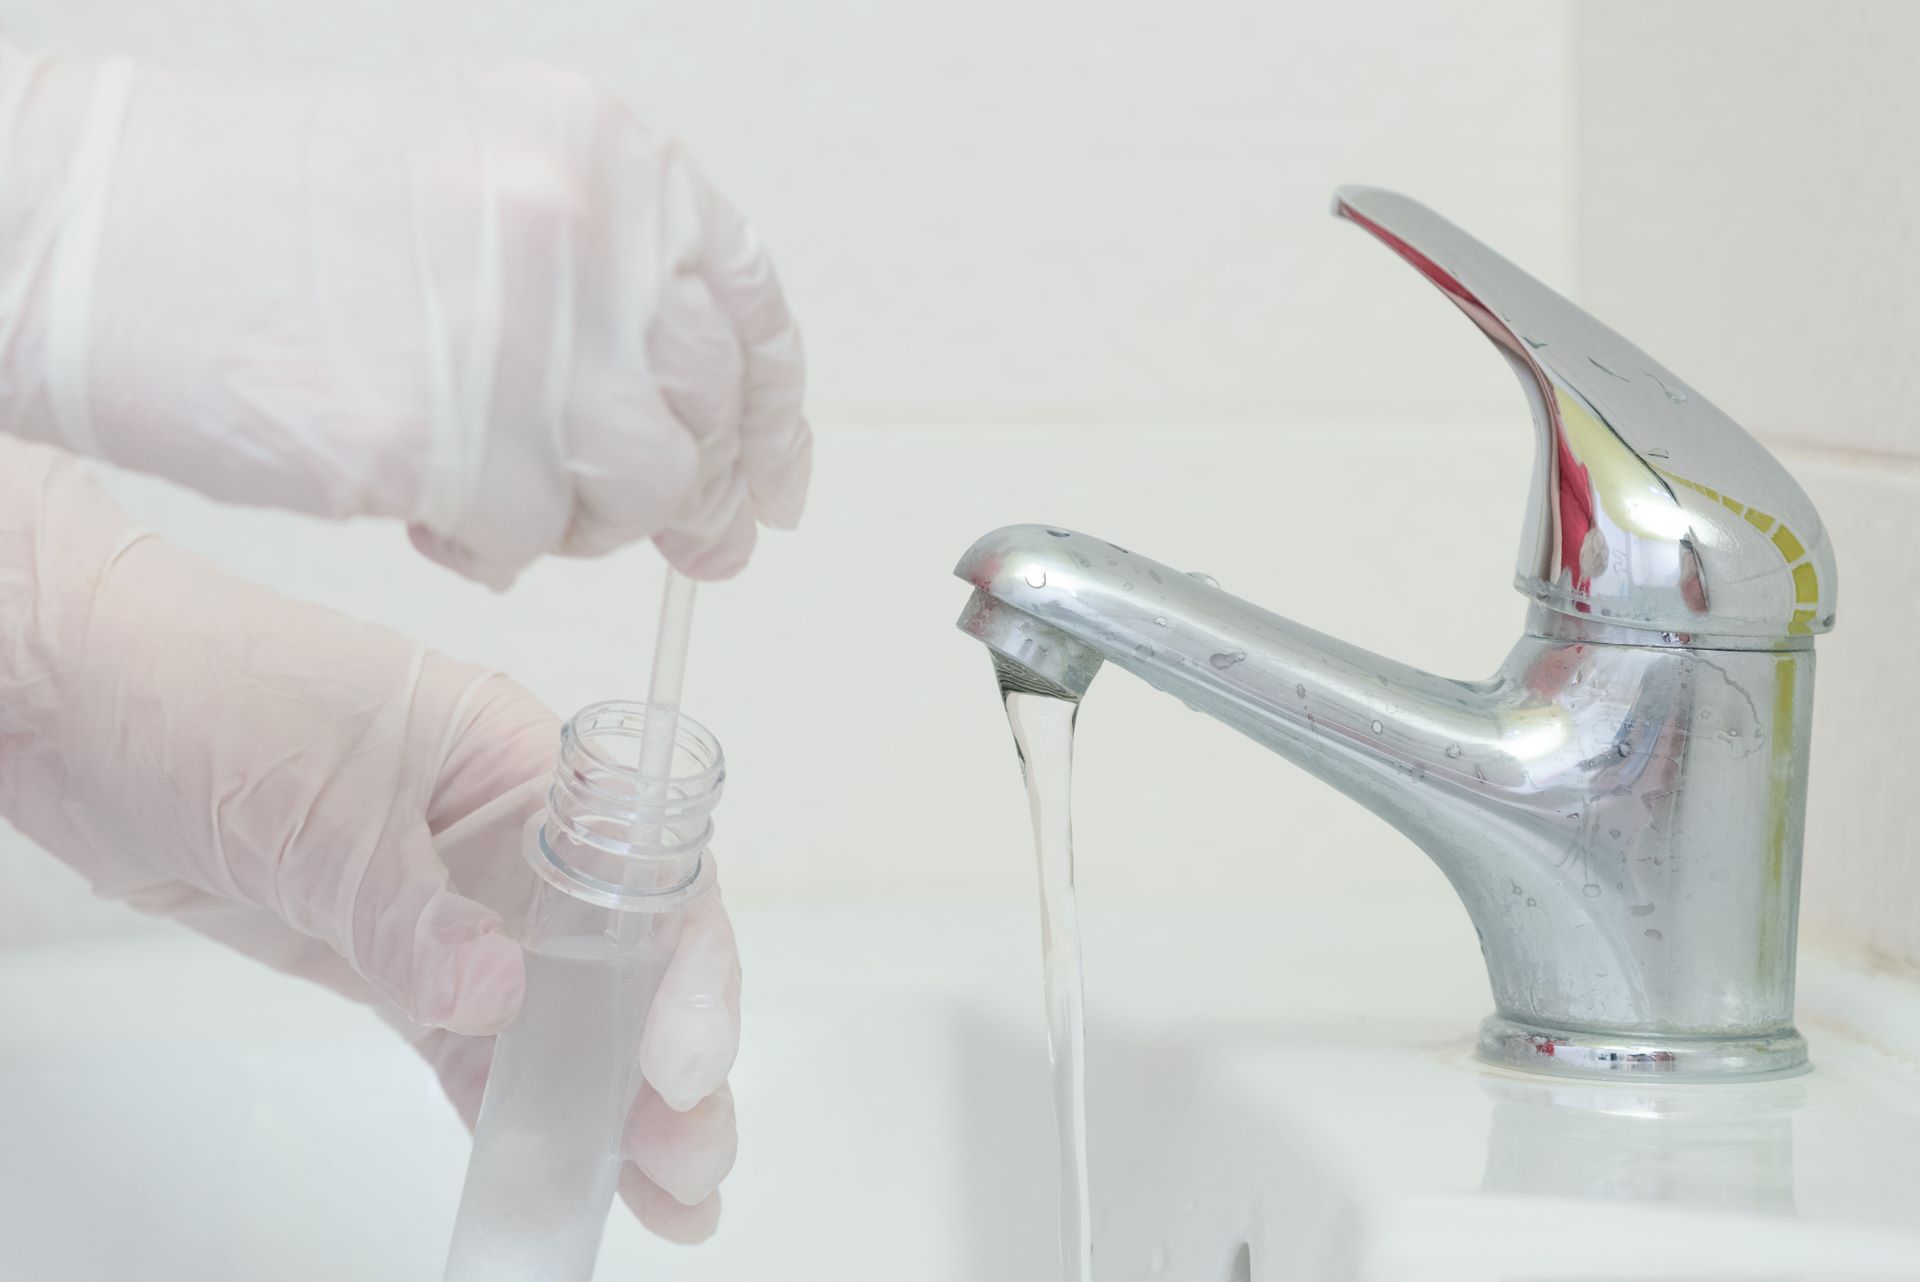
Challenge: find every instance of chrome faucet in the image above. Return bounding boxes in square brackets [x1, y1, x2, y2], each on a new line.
[954, 187, 1837, 1080]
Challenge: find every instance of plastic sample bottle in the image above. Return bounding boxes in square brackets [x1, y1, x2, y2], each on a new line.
[442, 699, 723, 1282]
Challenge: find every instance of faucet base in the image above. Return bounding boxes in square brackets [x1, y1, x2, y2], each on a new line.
[1477, 1016, 1810, 1081]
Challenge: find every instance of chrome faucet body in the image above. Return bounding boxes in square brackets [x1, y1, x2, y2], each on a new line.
[955, 188, 1837, 1080]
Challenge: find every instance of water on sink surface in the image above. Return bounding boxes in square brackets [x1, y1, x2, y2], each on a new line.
[999, 680, 1093, 1282]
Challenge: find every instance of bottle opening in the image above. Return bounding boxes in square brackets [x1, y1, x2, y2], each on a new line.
[527, 700, 724, 911]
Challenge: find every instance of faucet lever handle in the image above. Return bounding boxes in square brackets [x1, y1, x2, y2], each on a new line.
[1334, 186, 1835, 640]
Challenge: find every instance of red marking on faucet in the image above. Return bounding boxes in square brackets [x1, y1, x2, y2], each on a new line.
[1336, 195, 1597, 604]
[1534, 1039, 1557, 1057]
[1555, 433, 1597, 603]
[1336, 202, 1472, 302]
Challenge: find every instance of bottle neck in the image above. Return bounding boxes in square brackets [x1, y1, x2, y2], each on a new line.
[526, 700, 723, 912]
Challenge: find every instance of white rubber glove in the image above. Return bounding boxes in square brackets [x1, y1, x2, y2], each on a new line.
[0, 40, 809, 587]
[0, 438, 740, 1241]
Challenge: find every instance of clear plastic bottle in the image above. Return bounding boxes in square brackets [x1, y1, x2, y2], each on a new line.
[442, 699, 723, 1282]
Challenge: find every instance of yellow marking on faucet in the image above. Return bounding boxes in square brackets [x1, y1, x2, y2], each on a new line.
[1758, 656, 1799, 986]
[1655, 468, 1824, 634]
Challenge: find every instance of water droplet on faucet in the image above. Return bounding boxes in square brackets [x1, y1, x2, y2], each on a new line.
[1153, 615, 1168, 627]
[1187, 571, 1220, 588]
[1651, 374, 1688, 404]
[1135, 643, 1155, 659]
[1295, 683, 1307, 699]
[1209, 651, 1246, 671]
[1370, 719, 1385, 735]
[1045, 529, 1071, 538]
[1583, 883, 1602, 897]
[1445, 743, 1463, 758]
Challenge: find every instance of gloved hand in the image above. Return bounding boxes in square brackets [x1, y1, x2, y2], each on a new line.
[0, 438, 740, 1242]
[0, 39, 809, 587]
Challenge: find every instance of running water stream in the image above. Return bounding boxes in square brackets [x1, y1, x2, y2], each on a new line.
[998, 672, 1093, 1282]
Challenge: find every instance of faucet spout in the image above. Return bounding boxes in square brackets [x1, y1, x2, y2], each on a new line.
[957, 525, 1497, 813]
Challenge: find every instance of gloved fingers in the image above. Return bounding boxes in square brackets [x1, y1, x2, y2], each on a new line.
[350, 671, 545, 1034]
[564, 267, 753, 577]
[647, 270, 752, 575]
[653, 483, 758, 581]
[425, 673, 560, 836]
[751, 407, 812, 533]
[619, 1168, 723, 1244]
[638, 888, 742, 1111]
[684, 166, 812, 530]
[351, 826, 526, 1037]
[405, 525, 518, 594]
[554, 358, 700, 562]
[650, 273, 745, 479]
[424, 675, 560, 917]
[623, 1079, 737, 1206]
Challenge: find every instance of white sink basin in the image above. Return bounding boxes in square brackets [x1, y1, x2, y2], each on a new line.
[0, 924, 1062, 1280]
[2, 901, 1917, 1281]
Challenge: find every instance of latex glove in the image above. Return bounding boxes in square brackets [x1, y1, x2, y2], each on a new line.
[0, 40, 809, 587]
[0, 438, 741, 1241]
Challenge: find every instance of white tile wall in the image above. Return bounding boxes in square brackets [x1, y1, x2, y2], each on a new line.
[1572, 2, 1920, 970]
